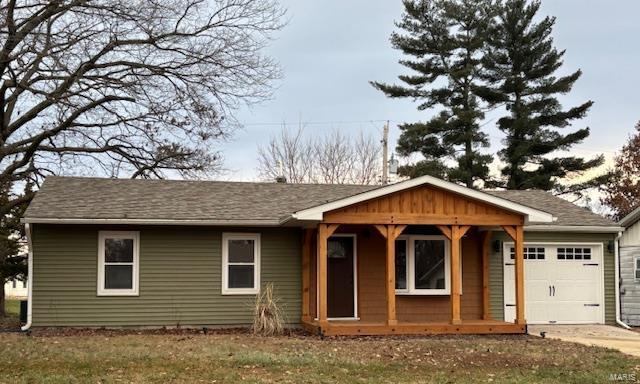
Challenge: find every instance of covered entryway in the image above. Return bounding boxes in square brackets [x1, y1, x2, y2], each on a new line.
[504, 243, 604, 324]
[295, 176, 556, 336]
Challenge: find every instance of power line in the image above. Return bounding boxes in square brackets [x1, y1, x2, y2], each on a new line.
[241, 119, 391, 127]
[241, 118, 619, 155]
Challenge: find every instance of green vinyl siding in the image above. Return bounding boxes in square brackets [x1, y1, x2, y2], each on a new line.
[32, 224, 616, 327]
[489, 231, 616, 325]
[31, 225, 301, 327]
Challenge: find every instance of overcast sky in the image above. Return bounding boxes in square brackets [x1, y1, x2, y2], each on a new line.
[222, 0, 640, 181]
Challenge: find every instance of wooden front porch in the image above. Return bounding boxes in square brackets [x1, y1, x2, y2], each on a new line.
[302, 319, 526, 336]
[300, 184, 527, 336]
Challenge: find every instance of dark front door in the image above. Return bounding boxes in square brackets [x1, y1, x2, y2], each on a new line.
[327, 236, 356, 318]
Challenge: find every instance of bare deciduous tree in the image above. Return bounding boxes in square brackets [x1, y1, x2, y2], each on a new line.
[0, 0, 284, 203]
[351, 131, 381, 185]
[600, 122, 640, 220]
[257, 125, 381, 185]
[0, 0, 284, 316]
[256, 125, 313, 183]
[314, 130, 353, 184]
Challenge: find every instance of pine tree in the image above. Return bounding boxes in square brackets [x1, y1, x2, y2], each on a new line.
[371, 0, 496, 188]
[477, 0, 605, 191]
[0, 182, 30, 318]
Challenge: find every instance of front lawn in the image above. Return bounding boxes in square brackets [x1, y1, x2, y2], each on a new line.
[1, 298, 21, 330]
[0, 330, 637, 383]
[4, 298, 20, 316]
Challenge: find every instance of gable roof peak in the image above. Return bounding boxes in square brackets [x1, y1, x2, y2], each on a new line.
[289, 174, 555, 224]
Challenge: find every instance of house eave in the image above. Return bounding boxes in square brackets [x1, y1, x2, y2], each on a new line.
[619, 206, 640, 227]
[523, 225, 624, 233]
[21, 217, 282, 226]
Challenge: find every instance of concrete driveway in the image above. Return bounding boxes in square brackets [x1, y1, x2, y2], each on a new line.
[528, 325, 640, 357]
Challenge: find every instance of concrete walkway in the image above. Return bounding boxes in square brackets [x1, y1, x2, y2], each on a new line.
[528, 325, 640, 357]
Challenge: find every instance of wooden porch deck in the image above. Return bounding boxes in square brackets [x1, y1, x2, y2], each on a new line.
[302, 319, 526, 336]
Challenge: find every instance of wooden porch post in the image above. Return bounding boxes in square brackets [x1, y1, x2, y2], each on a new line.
[374, 224, 406, 326]
[481, 231, 492, 320]
[448, 225, 470, 325]
[502, 225, 526, 325]
[301, 229, 313, 322]
[385, 225, 397, 326]
[317, 224, 339, 327]
[450, 226, 462, 325]
[514, 225, 526, 325]
[317, 224, 328, 326]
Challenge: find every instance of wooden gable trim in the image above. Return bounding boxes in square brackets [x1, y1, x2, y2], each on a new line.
[290, 174, 554, 223]
[323, 185, 525, 226]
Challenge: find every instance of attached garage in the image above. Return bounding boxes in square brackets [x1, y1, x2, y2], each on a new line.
[483, 189, 621, 326]
[503, 243, 604, 324]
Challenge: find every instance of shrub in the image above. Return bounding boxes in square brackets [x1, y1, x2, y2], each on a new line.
[251, 283, 285, 336]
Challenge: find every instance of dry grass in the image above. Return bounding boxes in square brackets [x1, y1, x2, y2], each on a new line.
[0, 330, 638, 383]
[251, 283, 285, 336]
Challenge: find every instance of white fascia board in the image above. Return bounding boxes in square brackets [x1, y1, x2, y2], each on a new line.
[291, 175, 555, 223]
[619, 206, 640, 227]
[523, 225, 624, 233]
[21, 217, 281, 226]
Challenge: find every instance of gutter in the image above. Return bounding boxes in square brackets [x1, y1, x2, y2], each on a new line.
[614, 230, 631, 329]
[21, 217, 281, 226]
[26, 217, 624, 234]
[524, 225, 624, 233]
[21, 223, 33, 331]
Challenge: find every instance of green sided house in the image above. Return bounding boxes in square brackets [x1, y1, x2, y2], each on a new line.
[20, 175, 623, 335]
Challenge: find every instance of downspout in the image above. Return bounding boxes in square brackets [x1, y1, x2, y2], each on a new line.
[21, 223, 33, 331]
[615, 230, 631, 329]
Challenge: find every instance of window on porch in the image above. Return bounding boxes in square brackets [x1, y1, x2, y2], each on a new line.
[394, 235, 450, 295]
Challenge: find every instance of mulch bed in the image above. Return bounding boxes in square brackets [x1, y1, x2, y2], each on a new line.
[0, 316, 21, 332]
[18, 325, 539, 346]
[23, 326, 312, 338]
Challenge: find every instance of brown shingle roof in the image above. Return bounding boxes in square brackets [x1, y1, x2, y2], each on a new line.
[485, 190, 615, 227]
[23, 177, 616, 227]
[23, 177, 378, 224]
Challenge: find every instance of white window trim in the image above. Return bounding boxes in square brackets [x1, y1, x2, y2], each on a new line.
[635, 256, 640, 282]
[221, 233, 261, 295]
[395, 235, 451, 295]
[97, 231, 139, 296]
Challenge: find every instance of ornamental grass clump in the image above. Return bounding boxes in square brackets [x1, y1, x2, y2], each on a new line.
[251, 283, 285, 336]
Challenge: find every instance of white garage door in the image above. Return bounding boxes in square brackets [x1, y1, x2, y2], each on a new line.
[503, 243, 604, 324]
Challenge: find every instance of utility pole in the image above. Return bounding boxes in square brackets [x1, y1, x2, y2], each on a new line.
[382, 120, 389, 185]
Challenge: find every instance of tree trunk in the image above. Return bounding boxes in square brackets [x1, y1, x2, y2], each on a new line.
[463, 80, 474, 189]
[0, 282, 5, 317]
[507, 89, 523, 189]
[465, 139, 473, 188]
